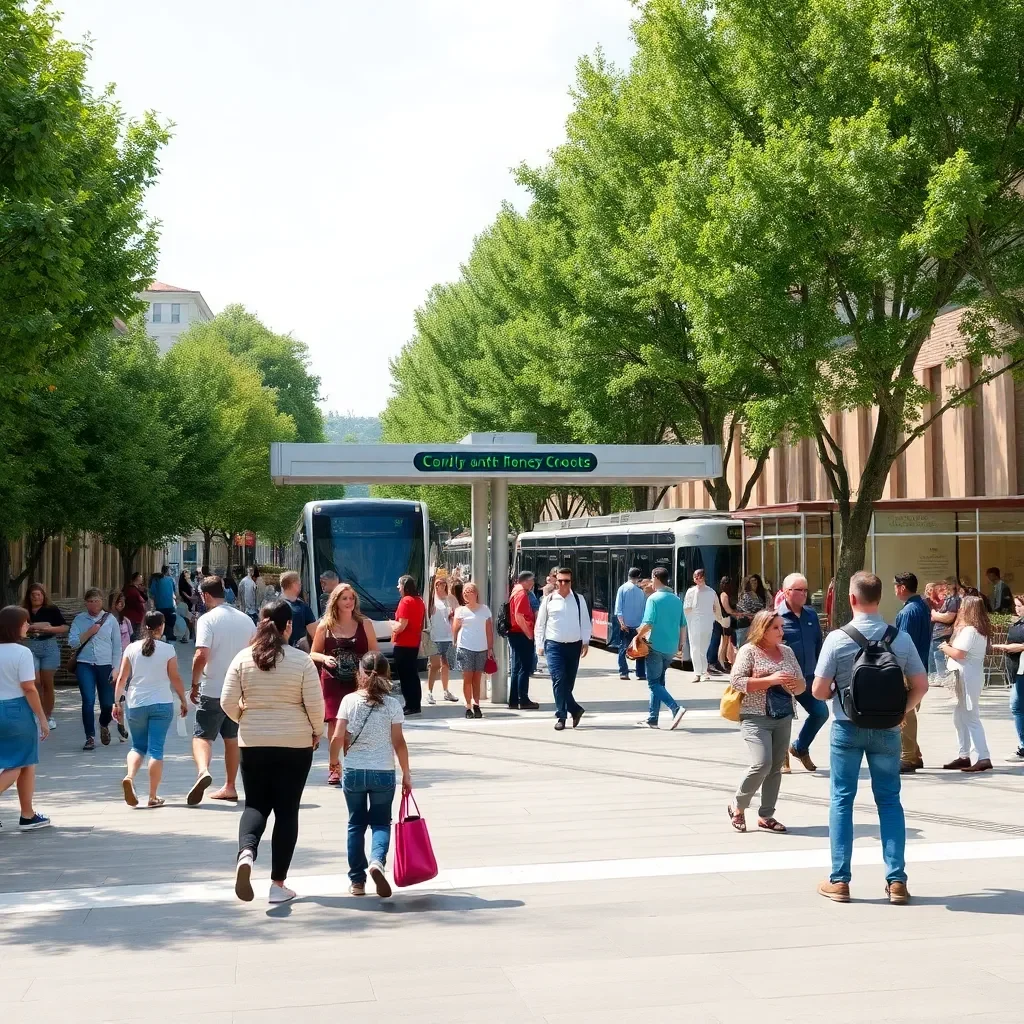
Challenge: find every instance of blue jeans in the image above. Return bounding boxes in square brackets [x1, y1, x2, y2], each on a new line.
[1010, 676, 1024, 749]
[829, 721, 906, 884]
[617, 627, 646, 679]
[126, 702, 174, 760]
[343, 768, 396, 884]
[707, 620, 722, 667]
[76, 663, 114, 739]
[645, 649, 679, 725]
[928, 636, 946, 676]
[508, 631, 534, 705]
[792, 684, 829, 755]
[545, 640, 583, 721]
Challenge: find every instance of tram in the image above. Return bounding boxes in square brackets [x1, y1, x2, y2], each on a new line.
[514, 509, 744, 644]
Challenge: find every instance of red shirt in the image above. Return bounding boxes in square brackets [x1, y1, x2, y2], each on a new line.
[394, 595, 425, 648]
[509, 585, 535, 638]
[123, 585, 147, 626]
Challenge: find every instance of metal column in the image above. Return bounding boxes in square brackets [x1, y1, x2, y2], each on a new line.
[470, 483, 489, 593]
[490, 477, 509, 704]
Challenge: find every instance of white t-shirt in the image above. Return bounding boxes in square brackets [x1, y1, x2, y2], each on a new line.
[454, 604, 491, 651]
[0, 644, 36, 701]
[195, 604, 257, 697]
[429, 597, 455, 643]
[338, 692, 404, 771]
[123, 640, 177, 708]
[948, 625, 988, 701]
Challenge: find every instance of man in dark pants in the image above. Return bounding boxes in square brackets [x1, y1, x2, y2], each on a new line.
[613, 568, 647, 680]
[894, 571, 932, 773]
[508, 571, 539, 710]
[151, 565, 178, 642]
[535, 567, 593, 731]
[779, 572, 827, 771]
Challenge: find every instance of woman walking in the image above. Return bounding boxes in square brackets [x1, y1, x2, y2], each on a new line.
[390, 575, 425, 716]
[734, 574, 767, 648]
[68, 588, 123, 750]
[453, 582, 493, 720]
[0, 606, 51, 831]
[311, 583, 378, 785]
[335, 652, 411, 898]
[223, 600, 325, 904]
[123, 573, 148, 641]
[993, 594, 1024, 761]
[112, 611, 188, 808]
[425, 574, 458, 705]
[109, 590, 133, 741]
[939, 595, 993, 773]
[23, 583, 68, 730]
[727, 609, 805, 834]
[718, 576, 739, 671]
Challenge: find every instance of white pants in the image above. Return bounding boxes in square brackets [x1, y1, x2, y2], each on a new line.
[688, 618, 712, 676]
[953, 698, 990, 761]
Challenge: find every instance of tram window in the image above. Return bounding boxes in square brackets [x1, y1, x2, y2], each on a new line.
[593, 552, 609, 612]
[519, 550, 534, 576]
[628, 548, 652, 581]
[576, 552, 593, 607]
[559, 550, 574, 572]
[611, 548, 628, 592]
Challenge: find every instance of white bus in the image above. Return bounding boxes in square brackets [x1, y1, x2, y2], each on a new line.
[514, 509, 744, 644]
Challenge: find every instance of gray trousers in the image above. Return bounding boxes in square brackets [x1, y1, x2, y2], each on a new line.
[734, 714, 793, 818]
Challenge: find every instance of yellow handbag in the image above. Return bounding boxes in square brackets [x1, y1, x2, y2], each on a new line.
[720, 685, 743, 722]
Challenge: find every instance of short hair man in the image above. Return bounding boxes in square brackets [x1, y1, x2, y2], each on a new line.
[508, 571, 539, 710]
[893, 572, 931, 774]
[318, 570, 340, 615]
[812, 571, 928, 904]
[151, 565, 178, 642]
[779, 573, 827, 771]
[986, 566, 1012, 613]
[614, 568, 648, 682]
[188, 576, 257, 804]
[280, 570, 317, 651]
[634, 567, 687, 729]
[535, 567, 592, 731]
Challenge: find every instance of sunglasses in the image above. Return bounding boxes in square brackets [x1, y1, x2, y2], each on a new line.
[556, 578, 571, 584]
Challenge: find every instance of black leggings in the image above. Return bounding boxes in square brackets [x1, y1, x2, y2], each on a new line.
[393, 645, 421, 713]
[238, 746, 313, 882]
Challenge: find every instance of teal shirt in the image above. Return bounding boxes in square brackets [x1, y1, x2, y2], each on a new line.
[642, 589, 685, 656]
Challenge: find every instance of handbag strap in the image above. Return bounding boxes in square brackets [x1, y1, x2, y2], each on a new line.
[73, 611, 110, 657]
[401, 790, 420, 821]
[348, 699, 379, 748]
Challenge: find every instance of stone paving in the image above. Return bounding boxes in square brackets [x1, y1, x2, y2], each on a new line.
[1, 642, 1023, 1023]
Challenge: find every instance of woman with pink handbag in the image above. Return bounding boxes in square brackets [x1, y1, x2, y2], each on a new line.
[336, 652, 412, 898]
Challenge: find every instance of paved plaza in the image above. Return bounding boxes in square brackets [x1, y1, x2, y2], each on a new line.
[2, 644, 1023, 1023]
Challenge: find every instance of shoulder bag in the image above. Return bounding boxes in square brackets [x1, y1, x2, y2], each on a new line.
[67, 612, 110, 673]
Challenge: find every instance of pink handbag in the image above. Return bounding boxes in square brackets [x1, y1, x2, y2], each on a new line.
[393, 791, 438, 887]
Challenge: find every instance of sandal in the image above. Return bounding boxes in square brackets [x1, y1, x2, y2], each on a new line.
[146, 797, 165, 809]
[327, 763, 341, 786]
[727, 805, 746, 832]
[758, 817, 787, 833]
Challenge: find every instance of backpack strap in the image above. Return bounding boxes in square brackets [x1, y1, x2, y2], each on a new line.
[841, 624, 870, 650]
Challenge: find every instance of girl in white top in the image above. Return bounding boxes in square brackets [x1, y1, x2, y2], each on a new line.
[452, 582, 493, 719]
[113, 611, 188, 808]
[425, 574, 458, 705]
[939, 595, 992, 772]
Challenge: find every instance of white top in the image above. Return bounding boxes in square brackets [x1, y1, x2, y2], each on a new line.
[429, 596, 455, 643]
[338, 692, 405, 770]
[454, 604, 492, 651]
[948, 625, 988, 707]
[535, 591, 592, 649]
[238, 576, 258, 614]
[195, 603, 257, 697]
[0, 644, 36, 702]
[683, 584, 720, 623]
[123, 640, 177, 708]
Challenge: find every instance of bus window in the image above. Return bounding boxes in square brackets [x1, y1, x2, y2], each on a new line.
[628, 549, 651, 582]
[653, 548, 672, 575]
[559, 550, 574, 574]
[576, 551, 593, 609]
[610, 548, 627, 594]
[593, 552, 609, 612]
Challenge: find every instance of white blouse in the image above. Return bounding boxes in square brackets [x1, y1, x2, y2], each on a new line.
[948, 625, 988, 706]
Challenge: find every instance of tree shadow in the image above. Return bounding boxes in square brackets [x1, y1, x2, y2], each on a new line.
[784, 824, 924, 840]
[273, 891, 524, 918]
[858, 888, 1024, 914]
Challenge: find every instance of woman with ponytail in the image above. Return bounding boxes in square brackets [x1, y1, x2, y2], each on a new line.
[113, 611, 188, 808]
[334, 651, 412, 898]
[221, 600, 325, 904]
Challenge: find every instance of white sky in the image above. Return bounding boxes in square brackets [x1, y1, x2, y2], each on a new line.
[56, 1, 637, 417]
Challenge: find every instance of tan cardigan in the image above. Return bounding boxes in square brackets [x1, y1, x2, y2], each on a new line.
[221, 645, 325, 748]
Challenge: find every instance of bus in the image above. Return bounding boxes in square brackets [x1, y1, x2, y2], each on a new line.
[514, 509, 744, 644]
[437, 533, 515, 581]
[287, 498, 435, 656]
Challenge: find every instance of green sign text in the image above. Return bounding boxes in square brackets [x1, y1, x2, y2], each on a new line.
[414, 451, 598, 473]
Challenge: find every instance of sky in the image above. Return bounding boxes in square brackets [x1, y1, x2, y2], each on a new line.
[56, 1, 638, 417]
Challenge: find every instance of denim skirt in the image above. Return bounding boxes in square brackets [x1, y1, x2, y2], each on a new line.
[25, 636, 60, 672]
[0, 696, 39, 770]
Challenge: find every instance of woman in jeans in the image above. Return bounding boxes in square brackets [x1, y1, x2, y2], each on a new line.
[453, 582, 493, 719]
[223, 600, 324, 904]
[734, 575, 766, 649]
[68, 588, 123, 750]
[727, 609, 805, 834]
[112, 611, 188, 808]
[23, 582, 68, 730]
[390, 575, 425, 715]
[993, 593, 1024, 761]
[109, 590, 133, 740]
[425, 574, 458, 705]
[0, 606, 51, 831]
[336, 652, 411, 898]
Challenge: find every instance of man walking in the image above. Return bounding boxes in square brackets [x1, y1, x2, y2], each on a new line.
[318, 569, 341, 614]
[614, 568, 648, 681]
[986, 566, 1012, 613]
[508, 571, 540, 710]
[683, 569, 722, 681]
[187, 576, 257, 805]
[238, 564, 260, 624]
[779, 573, 827, 771]
[894, 572, 932, 773]
[634, 567, 687, 729]
[813, 571, 928, 904]
[535, 567, 592, 732]
[280, 570, 317, 651]
[152, 565, 178, 642]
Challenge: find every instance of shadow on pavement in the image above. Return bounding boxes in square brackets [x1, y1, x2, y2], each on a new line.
[858, 888, 1024, 914]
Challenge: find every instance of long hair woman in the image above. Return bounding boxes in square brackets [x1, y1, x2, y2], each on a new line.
[425, 574, 458, 705]
[0, 606, 51, 831]
[335, 651, 412, 898]
[734, 575, 767, 648]
[939, 594, 993, 773]
[310, 583, 378, 785]
[112, 611, 188, 808]
[222, 600, 325, 904]
[23, 582, 68, 730]
[109, 589, 133, 741]
[727, 609, 805, 834]
[390, 575, 425, 715]
[452, 581, 493, 720]
[718, 576, 738, 670]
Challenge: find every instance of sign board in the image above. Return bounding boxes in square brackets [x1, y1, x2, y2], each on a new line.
[413, 451, 597, 474]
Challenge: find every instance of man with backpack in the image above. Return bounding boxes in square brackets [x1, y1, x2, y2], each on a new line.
[812, 571, 928, 905]
[535, 566, 592, 732]
[505, 571, 539, 710]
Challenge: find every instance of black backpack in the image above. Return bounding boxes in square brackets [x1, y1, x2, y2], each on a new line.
[839, 625, 907, 729]
[495, 601, 512, 638]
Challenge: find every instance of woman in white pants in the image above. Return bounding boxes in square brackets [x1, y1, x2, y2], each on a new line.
[683, 569, 723, 681]
[939, 595, 992, 773]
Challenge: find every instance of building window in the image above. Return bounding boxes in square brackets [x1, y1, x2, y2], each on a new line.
[152, 302, 163, 323]
[171, 303, 181, 323]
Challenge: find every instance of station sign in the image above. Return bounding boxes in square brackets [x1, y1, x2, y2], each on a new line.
[413, 451, 598, 473]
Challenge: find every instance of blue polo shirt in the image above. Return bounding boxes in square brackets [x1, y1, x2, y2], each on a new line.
[894, 594, 932, 667]
[780, 603, 823, 682]
[614, 581, 647, 629]
[642, 588, 684, 656]
[152, 575, 175, 608]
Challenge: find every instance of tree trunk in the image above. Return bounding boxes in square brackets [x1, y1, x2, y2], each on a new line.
[1, 531, 47, 606]
[201, 527, 214, 569]
[118, 545, 141, 584]
[598, 487, 613, 516]
[631, 485, 651, 511]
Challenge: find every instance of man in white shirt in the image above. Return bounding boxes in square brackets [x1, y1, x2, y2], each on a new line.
[535, 566, 592, 732]
[238, 565, 259, 624]
[683, 569, 723, 682]
[187, 576, 256, 805]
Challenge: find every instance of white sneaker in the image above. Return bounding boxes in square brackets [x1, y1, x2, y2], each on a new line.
[426, 692, 436, 705]
[1006, 750, 1024, 762]
[47, 717, 57, 730]
[368, 861, 392, 898]
[443, 690, 458, 702]
[268, 883, 295, 904]
[234, 851, 254, 902]
[670, 707, 687, 730]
